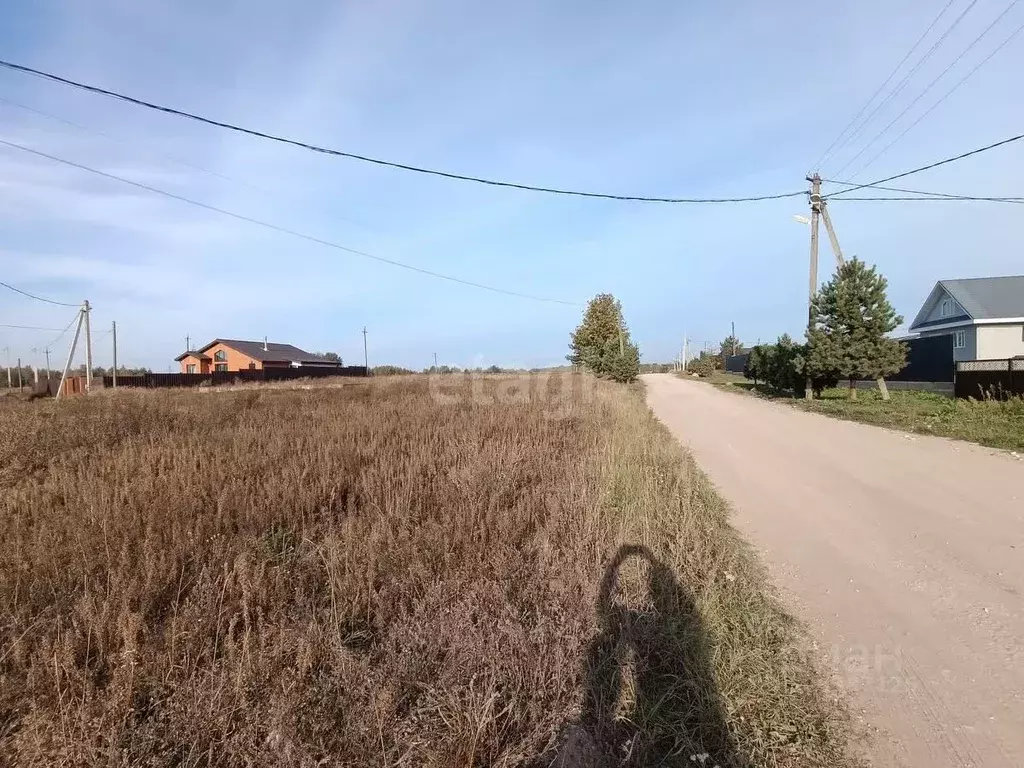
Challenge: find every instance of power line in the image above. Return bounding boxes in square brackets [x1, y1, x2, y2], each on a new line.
[826, 0, 980, 173]
[0, 138, 580, 306]
[0, 278, 79, 307]
[46, 312, 81, 349]
[836, 0, 1020, 178]
[829, 195, 1024, 202]
[813, 0, 958, 170]
[0, 59, 805, 205]
[847, 12, 1024, 179]
[0, 96, 381, 235]
[823, 177, 1024, 201]
[827, 129, 1024, 196]
[0, 323, 65, 331]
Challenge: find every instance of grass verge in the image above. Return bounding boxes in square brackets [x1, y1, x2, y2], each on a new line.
[693, 372, 1024, 452]
[0, 375, 852, 766]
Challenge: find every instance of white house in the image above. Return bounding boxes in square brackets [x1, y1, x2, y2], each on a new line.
[908, 276, 1024, 362]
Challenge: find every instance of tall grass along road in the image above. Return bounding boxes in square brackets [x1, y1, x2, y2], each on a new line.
[0, 375, 851, 767]
[645, 373, 1024, 767]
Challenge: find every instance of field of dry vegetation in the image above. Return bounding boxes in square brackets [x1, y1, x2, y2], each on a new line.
[0, 374, 852, 767]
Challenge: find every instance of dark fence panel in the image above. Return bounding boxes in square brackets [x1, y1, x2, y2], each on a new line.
[892, 334, 954, 382]
[102, 366, 368, 390]
[725, 353, 749, 374]
[954, 359, 1024, 399]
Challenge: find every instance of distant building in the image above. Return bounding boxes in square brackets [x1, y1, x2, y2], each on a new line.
[174, 339, 341, 374]
[908, 276, 1024, 361]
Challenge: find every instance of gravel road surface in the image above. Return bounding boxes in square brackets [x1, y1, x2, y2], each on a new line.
[644, 374, 1024, 767]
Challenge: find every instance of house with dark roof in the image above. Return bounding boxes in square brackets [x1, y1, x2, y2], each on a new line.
[908, 276, 1024, 361]
[174, 338, 341, 373]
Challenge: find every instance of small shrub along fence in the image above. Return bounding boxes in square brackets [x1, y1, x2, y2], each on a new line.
[102, 366, 369, 389]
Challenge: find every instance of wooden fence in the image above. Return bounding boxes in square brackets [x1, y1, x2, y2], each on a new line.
[954, 359, 1024, 399]
[101, 366, 369, 390]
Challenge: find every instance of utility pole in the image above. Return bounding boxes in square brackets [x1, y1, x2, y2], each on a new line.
[3, 347, 9, 390]
[17, 357, 23, 391]
[362, 327, 369, 372]
[44, 347, 51, 382]
[83, 299, 93, 394]
[112, 321, 118, 390]
[731, 321, 738, 356]
[186, 334, 191, 351]
[57, 308, 85, 401]
[433, 352, 438, 368]
[805, 174, 823, 400]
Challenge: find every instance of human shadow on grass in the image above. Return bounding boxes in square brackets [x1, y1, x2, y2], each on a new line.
[549, 545, 743, 768]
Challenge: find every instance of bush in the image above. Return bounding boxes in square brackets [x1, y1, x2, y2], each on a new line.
[688, 355, 719, 378]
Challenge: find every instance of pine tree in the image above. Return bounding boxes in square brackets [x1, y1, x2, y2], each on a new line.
[568, 294, 640, 383]
[806, 258, 906, 400]
[720, 334, 742, 366]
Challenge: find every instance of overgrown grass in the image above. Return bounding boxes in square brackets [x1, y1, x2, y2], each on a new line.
[0, 375, 852, 766]
[700, 375, 1024, 452]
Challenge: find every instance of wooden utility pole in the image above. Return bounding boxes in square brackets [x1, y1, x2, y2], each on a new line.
[56, 308, 84, 401]
[112, 321, 118, 390]
[83, 299, 93, 394]
[362, 327, 368, 372]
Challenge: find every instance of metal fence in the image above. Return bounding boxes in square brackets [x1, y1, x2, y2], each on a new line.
[954, 358, 1024, 399]
[102, 366, 369, 389]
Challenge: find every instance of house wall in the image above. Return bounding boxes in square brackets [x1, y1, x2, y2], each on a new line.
[200, 342, 262, 372]
[918, 325, 976, 362]
[178, 354, 211, 374]
[976, 323, 1024, 360]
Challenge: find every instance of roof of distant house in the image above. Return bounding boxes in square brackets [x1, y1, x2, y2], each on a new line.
[177, 339, 338, 365]
[938, 276, 1024, 320]
[910, 275, 1024, 330]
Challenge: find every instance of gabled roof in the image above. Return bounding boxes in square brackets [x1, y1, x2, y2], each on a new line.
[174, 351, 211, 362]
[196, 338, 337, 364]
[940, 276, 1024, 319]
[909, 276, 1024, 330]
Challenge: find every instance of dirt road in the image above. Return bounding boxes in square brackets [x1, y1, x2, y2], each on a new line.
[644, 374, 1024, 768]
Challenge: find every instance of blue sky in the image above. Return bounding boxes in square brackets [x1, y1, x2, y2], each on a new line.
[2, 0, 1023, 371]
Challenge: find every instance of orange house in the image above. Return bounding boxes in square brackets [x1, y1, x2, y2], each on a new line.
[174, 339, 340, 373]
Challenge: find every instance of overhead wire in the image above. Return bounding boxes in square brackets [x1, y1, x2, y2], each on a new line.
[828, 195, 1024, 202]
[825, 129, 1024, 196]
[823, 177, 1024, 201]
[0, 138, 581, 306]
[825, 0, 980, 173]
[0, 323, 66, 331]
[845, 11, 1024, 179]
[835, 0, 1020, 178]
[0, 278, 79, 307]
[45, 312, 81, 349]
[0, 59, 804, 204]
[813, 0, 958, 170]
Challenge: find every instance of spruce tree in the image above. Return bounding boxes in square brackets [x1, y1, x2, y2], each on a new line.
[807, 258, 906, 400]
[568, 294, 640, 383]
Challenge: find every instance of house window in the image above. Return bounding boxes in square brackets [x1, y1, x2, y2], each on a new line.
[213, 350, 227, 362]
[186, 364, 196, 374]
[954, 330, 966, 349]
[940, 299, 952, 317]
[215, 363, 228, 372]
[248, 362, 256, 370]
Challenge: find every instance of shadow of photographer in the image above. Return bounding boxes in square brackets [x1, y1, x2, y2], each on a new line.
[553, 544, 742, 767]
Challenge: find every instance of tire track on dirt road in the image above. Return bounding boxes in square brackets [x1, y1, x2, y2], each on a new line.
[643, 374, 1023, 767]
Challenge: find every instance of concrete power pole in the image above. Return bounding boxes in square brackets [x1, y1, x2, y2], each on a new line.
[83, 299, 93, 393]
[3, 347, 9, 390]
[56, 308, 85, 401]
[805, 174, 823, 400]
[362, 327, 369, 372]
[112, 321, 118, 390]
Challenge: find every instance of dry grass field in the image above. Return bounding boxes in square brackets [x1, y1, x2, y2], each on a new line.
[0, 374, 852, 767]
